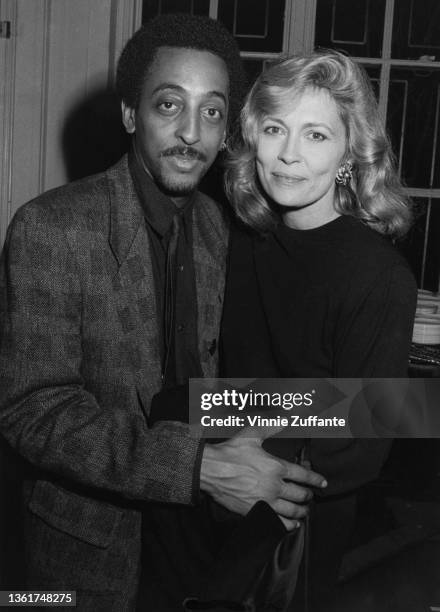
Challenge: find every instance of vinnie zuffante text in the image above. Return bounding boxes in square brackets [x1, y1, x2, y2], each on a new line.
[199, 389, 346, 428]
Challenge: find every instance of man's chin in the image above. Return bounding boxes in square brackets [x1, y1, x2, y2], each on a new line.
[158, 175, 201, 198]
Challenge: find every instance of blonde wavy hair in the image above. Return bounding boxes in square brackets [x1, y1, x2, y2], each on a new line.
[225, 50, 412, 238]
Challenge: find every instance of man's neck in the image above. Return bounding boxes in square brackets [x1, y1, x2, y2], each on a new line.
[170, 194, 193, 209]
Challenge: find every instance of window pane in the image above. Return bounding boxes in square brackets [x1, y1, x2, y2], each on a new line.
[242, 59, 265, 88]
[217, 0, 285, 53]
[363, 64, 381, 99]
[387, 68, 440, 188]
[399, 198, 440, 290]
[315, 0, 386, 58]
[392, 0, 440, 60]
[142, 0, 210, 21]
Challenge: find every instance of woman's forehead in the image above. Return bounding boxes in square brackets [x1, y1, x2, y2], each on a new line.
[259, 86, 339, 119]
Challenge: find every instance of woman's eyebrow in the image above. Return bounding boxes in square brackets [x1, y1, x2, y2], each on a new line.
[302, 121, 335, 134]
[262, 116, 288, 127]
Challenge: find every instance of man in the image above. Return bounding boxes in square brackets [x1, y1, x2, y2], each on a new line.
[0, 14, 325, 610]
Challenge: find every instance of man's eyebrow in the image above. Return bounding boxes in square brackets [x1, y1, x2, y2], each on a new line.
[152, 83, 227, 104]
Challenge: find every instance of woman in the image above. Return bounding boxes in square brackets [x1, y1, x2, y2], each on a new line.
[222, 51, 417, 609]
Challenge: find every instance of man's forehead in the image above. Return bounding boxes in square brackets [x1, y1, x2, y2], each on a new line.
[146, 46, 229, 90]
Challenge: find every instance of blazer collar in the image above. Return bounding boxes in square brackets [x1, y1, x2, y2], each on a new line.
[106, 155, 144, 267]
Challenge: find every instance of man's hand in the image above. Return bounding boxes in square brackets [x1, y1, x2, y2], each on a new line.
[200, 426, 327, 530]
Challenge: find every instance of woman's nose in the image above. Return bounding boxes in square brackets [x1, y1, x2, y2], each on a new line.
[277, 134, 301, 164]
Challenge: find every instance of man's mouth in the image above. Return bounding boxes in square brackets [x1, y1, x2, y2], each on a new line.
[161, 146, 207, 162]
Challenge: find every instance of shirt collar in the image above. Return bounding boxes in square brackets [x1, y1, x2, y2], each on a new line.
[128, 141, 195, 238]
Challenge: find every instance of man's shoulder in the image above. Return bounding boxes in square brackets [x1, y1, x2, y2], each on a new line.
[14, 156, 130, 231]
[194, 190, 230, 230]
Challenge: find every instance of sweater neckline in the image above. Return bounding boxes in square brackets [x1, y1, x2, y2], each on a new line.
[276, 214, 355, 242]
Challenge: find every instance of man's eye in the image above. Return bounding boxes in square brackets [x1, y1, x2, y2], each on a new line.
[203, 107, 223, 121]
[157, 101, 178, 113]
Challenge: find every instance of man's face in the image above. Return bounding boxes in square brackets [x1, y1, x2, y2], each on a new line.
[122, 46, 229, 199]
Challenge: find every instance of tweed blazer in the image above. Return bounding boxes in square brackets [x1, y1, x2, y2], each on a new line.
[0, 155, 228, 607]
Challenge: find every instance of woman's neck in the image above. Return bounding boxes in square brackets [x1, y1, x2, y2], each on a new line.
[282, 200, 340, 230]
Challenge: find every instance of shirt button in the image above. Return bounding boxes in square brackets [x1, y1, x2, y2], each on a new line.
[177, 324, 185, 332]
[179, 265, 184, 272]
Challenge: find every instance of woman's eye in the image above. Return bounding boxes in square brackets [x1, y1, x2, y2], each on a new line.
[309, 131, 327, 141]
[263, 125, 283, 135]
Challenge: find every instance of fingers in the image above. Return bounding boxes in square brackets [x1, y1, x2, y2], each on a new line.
[282, 460, 327, 489]
[272, 498, 309, 520]
[279, 516, 302, 531]
[279, 480, 313, 504]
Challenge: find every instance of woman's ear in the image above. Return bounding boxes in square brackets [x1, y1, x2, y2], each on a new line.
[121, 102, 136, 134]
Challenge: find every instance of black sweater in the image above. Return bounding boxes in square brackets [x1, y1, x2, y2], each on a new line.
[221, 215, 417, 495]
[222, 214, 416, 378]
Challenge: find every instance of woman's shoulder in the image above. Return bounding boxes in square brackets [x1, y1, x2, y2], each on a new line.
[339, 215, 411, 270]
[337, 217, 416, 309]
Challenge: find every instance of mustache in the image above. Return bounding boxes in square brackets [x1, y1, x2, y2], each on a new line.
[161, 146, 207, 162]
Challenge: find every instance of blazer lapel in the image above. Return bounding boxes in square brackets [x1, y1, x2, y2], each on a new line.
[107, 156, 144, 268]
[106, 164, 228, 392]
[106, 157, 162, 408]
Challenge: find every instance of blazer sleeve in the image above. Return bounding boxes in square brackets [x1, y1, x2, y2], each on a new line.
[0, 205, 202, 505]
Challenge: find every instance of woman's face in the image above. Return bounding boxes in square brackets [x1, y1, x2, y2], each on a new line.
[256, 87, 347, 229]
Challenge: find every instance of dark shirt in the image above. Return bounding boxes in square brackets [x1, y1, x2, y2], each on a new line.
[128, 145, 202, 387]
[130, 145, 215, 610]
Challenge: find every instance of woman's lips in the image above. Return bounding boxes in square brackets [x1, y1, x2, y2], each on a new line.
[272, 172, 307, 186]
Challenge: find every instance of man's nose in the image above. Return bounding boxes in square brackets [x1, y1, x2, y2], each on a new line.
[175, 109, 201, 145]
[277, 134, 301, 164]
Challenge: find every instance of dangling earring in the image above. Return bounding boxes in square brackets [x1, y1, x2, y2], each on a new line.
[219, 141, 227, 152]
[335, 161, 353, 186]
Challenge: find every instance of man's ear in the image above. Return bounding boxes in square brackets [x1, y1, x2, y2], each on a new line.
[219, 130, 227, 151]
[121, 102, 136, 134]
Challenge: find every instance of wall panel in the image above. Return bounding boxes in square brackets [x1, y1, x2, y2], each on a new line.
[0, 0, 121, 246]
[10, 0, 49, 217]
[42, 0, 112, 192]
[0, 0, 16, 246]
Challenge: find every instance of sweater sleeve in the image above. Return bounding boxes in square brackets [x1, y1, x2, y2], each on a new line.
[334, 263, 417, 377]
[311, 263, 417, 496]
